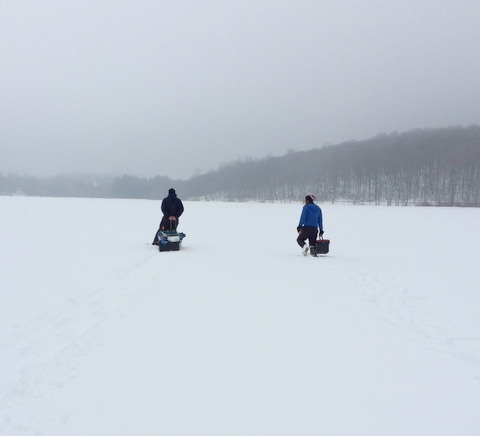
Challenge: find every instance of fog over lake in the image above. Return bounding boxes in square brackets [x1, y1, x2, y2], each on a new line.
[2, 1, 480, 179]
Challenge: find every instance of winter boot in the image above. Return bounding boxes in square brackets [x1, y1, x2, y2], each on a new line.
[310, 246, 317, 257]
[302, 244, 309, 256]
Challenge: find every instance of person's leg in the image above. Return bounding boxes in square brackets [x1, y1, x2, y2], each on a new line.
[307, 229, 318, 256]
[298, 227, 316, 255]
[160, 217, 170, 230]
[154, 218, 168, 244]
[308, 230, 318, 248]
[297, 230, 307, 247]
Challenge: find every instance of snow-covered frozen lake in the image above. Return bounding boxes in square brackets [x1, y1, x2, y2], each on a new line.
[1, 196, 479, 435]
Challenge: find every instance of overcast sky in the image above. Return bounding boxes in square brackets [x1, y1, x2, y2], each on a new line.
[2, 0, 480, 179]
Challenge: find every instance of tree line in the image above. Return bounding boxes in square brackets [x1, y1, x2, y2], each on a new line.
[2, 125, 480, 206]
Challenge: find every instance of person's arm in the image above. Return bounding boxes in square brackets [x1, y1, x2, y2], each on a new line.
[177, 200, 184, 217]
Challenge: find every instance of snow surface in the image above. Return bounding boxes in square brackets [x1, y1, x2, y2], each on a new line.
[1, 196, 480, 435]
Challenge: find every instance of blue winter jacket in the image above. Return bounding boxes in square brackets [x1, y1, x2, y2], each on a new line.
[298, 203, 323, 230]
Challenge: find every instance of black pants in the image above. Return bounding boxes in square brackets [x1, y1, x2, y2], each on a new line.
[160, 216, 178, 231]
[152, 217, 179, 244]
[297, 226, 318, 248]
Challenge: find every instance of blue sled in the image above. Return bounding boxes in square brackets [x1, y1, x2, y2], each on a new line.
[157, 229, 186, 252]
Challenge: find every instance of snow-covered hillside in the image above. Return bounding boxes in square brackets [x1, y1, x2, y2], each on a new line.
[1, 196, 479, 435]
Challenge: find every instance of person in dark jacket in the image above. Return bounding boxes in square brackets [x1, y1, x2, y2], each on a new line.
[297, 194, 323, 256]
[152, 188, 184, 245]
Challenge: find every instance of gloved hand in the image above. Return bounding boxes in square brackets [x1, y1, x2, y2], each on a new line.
[319, 230, 324, 236]
[297, 226, 302, 233]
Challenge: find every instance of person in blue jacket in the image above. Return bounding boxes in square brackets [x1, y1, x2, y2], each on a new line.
[297, 194, 323, 256]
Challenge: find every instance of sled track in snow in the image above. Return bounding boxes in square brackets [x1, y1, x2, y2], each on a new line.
[0, 250, 161, 409]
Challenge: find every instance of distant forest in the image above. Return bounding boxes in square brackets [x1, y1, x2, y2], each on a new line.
[2, 125, 480, 206]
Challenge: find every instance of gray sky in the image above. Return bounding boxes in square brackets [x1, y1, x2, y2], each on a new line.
[2, 0, 480, 179]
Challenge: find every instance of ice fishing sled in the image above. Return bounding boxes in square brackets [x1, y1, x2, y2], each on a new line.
[157, 229, 186, 252]
[315, 236, 330, 255]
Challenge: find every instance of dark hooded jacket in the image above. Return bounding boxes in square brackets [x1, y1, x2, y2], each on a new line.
[161, 189, 184, 219]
